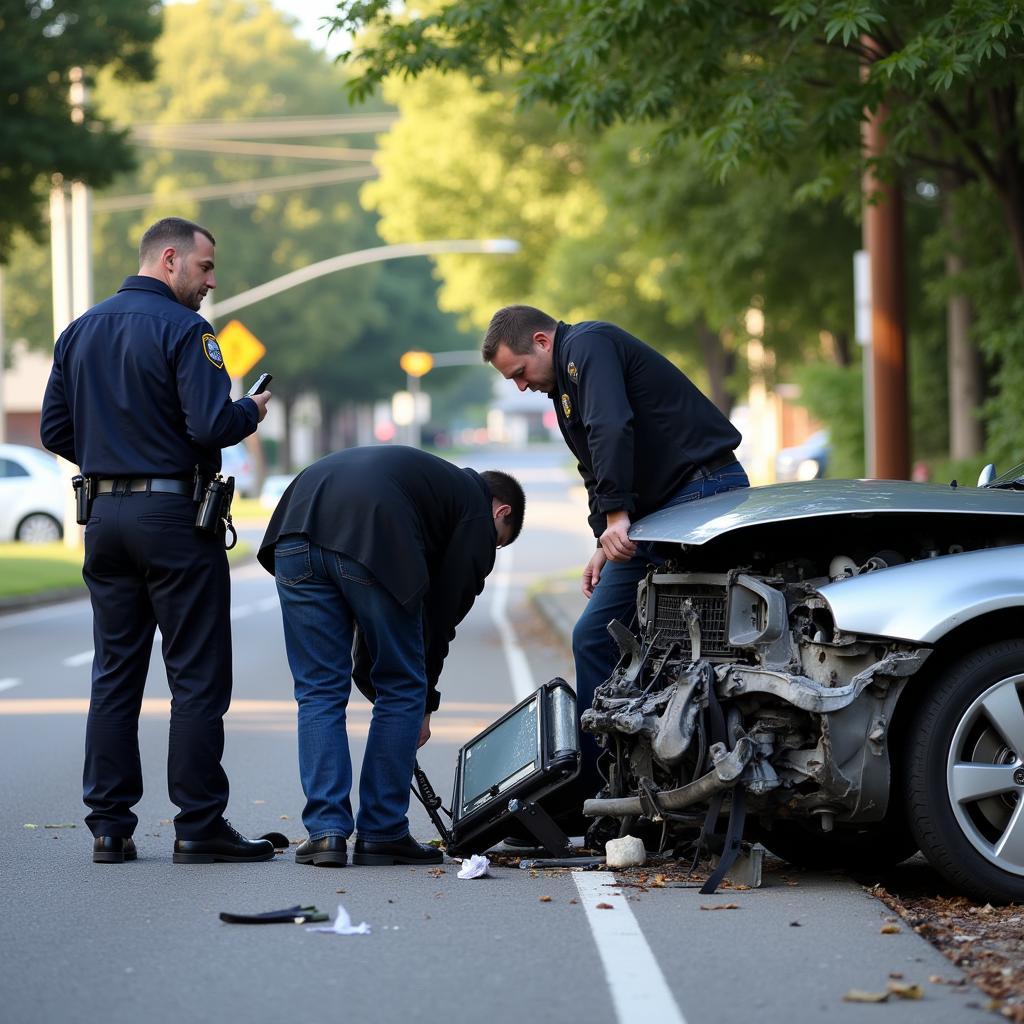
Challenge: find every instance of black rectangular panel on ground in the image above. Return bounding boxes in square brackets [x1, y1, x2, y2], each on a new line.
[447, 678, 581, 855]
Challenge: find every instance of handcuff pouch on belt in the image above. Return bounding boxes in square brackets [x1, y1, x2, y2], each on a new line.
[195, 472, 237, 549]
[72, 474, 94, 525]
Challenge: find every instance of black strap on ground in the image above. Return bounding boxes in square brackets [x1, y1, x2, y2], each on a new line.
[219, 905, 329, 925]
[696, 670, 747, 894]
[699, 784, 747, 895]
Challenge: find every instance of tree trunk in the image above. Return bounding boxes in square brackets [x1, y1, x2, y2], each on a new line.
[695, 316, 734, 414]
[942, 181, 984, 460]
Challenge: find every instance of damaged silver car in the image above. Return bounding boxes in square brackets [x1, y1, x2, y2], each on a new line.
[581, 467, 1024, 903]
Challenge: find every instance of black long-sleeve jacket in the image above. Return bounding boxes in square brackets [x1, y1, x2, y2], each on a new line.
[550, 320, 741, 536]
[257, 446, 496, 712]
[40, 276, 257, 477]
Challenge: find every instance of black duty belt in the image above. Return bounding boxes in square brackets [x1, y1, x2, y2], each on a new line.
[95, 478, 193, 496]
[679, 452, 738, 487]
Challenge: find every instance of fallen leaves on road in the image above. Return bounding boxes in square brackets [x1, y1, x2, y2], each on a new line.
[539, 895, 552, 903]
[699, 903, 740, 911]
[427, 867, 445, 878]
[843, 989, 889, 1003]
[887, 981, 923, 1000]
[880, 923, 902, 934]
[871, 885, 1024, 1021]
[595, 902, 615, 910]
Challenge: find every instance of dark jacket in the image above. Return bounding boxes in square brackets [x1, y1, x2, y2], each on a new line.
[40, 276, 257, 477]
[551, 320, 742, 536]
[258, 446, 497, 712]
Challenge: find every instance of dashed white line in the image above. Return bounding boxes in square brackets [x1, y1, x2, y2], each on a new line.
[0, 678, 23, 692]
[489, 546, 535, 703]
[62, 651, 94, 668]
[573, 871, 688, 1024]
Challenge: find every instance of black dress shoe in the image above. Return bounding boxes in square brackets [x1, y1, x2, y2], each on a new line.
[173, 821, 275, 864]
[93, 836, 137, 864]
[296, 835, 348, 867]
[353, 834, 442, 865]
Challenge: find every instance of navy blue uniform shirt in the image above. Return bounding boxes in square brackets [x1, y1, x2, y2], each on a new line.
[551, 320, 742, 537]
[40, 276, 258, 477]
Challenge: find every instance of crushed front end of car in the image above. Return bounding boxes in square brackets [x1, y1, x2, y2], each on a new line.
[580, 477, 1024, 903]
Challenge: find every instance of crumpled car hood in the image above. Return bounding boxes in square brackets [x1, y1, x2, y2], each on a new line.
[629, 479, 1024, 546]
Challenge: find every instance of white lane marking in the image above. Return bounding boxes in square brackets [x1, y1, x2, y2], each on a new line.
[63, 650, 94, 668]
[256, 596, 279, 612]
[230, 604, 254, 621]
[489, 546, 535, 703]
[0, 678, 22, 692]
[573, 871, 688, 1024]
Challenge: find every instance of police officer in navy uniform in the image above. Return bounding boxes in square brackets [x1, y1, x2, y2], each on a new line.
[41, 217, 275, 865]
[483, 305, 750, 806]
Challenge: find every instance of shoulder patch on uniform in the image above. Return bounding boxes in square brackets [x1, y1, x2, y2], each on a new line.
[201, 333, 225, 369]
[567, 361, 578, 382]
[561, 393, 572, 418]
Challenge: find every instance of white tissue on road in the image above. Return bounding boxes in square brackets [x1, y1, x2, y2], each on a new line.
[306, 904, 371, 935]
[457, 854, 491, 879]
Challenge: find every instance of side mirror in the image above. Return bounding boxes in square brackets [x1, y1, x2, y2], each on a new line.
[977, 463, 997, 487]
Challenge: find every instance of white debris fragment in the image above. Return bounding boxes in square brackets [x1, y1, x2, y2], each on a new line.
[605, 835, 646, 868]
[457, 854, 492, 879]
[306, 904, 371, 935]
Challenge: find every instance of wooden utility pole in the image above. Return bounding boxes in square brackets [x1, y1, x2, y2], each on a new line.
[862, 98, 910, 480]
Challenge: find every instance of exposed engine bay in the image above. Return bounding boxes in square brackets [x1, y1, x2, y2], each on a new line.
[579, 499, 1024, 882]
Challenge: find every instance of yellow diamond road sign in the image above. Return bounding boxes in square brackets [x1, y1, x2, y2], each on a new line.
[217, 319, 266, 378]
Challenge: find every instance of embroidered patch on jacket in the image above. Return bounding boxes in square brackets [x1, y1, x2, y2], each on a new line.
[202, 333, 225, 369]
[567, 361, 578, 382]
[561, 393, 572, 418]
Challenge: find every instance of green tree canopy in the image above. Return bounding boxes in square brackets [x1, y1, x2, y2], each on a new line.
[0, 0, 161, 261]
[332, 2, 1024, 282]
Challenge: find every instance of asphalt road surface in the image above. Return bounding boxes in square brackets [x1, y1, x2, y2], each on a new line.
[0, 445, 987, 1023]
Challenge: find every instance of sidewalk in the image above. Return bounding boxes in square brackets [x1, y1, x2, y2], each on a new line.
[531, 574, 586, 648]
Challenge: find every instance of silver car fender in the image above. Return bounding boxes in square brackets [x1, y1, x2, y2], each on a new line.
[818, 546, 1024, 644]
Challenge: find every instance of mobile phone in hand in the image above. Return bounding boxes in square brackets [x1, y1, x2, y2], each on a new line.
[246, 372, 272, 397]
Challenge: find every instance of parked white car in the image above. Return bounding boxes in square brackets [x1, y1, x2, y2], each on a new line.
[0, 443, 65, 543]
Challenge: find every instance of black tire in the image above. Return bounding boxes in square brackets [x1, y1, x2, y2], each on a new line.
[904, 639, 1024, 904]
[15, 512, 62, 543]
[753, 811, 918, 873]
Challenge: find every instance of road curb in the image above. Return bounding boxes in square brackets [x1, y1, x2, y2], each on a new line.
[0, 549, 257, 616]
[530, 579, 585, 648]
[0, 586, 87, 614]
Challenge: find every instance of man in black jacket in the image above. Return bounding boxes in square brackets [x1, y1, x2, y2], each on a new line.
[483, 305, 749, 801]
[258, 446, 525, 867]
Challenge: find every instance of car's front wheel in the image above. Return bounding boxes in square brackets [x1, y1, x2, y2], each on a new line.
[905, 640, 1024, 903]
[15, 512, 62, 543]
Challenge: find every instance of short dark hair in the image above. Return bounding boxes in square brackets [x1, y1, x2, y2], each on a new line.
[139, 217, 215, 265]
[482, 305, 557, 362]
[480, 469, 526, 545]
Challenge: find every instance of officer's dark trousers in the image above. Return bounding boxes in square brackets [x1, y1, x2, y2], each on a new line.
[82, 490, 232, 840]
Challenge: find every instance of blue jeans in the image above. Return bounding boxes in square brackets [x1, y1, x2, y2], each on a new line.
[572, 461, 750, 792]
[275, 536, 426, 842]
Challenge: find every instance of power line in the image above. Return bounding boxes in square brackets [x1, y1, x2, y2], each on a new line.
[93, 166, 376, 213]
[131, 136, 375, 161]
[130, 113, 397, 139]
